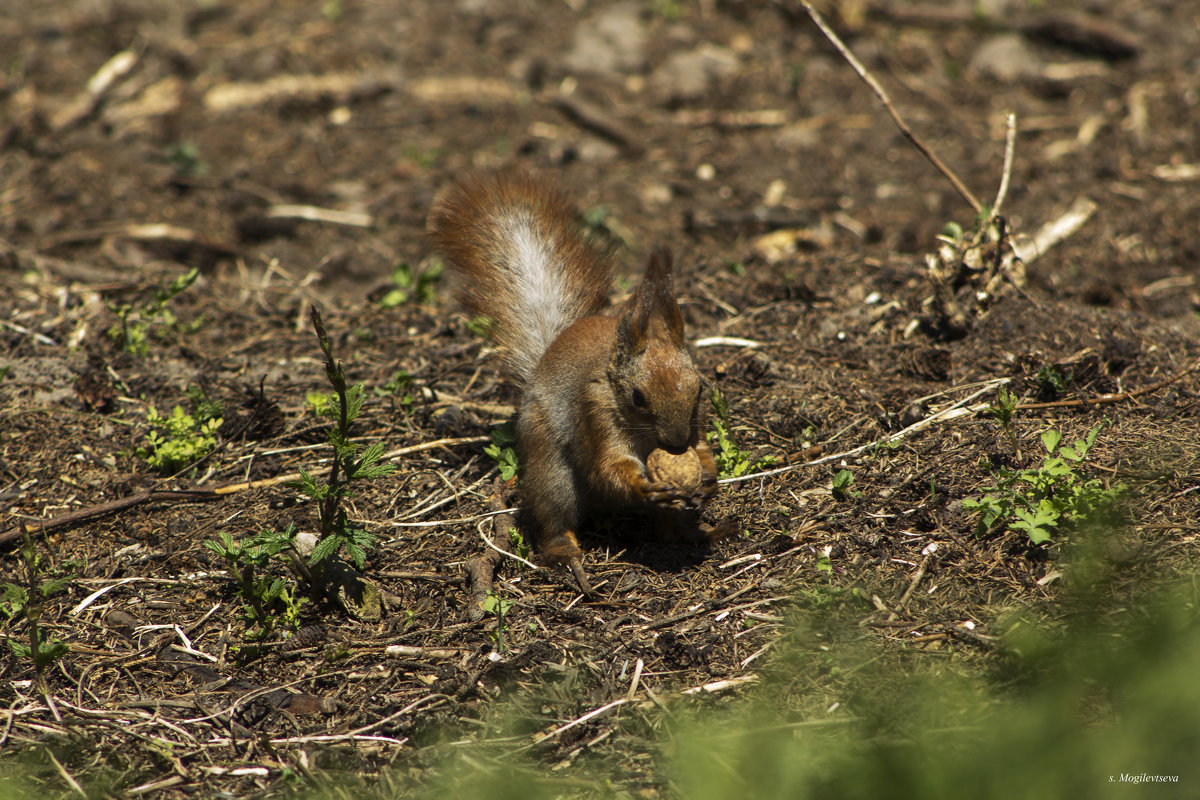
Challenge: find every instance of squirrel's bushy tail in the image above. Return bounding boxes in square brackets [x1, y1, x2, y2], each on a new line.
[429, 172, 614, 383]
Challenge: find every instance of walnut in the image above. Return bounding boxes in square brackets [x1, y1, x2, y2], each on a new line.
[646, 447, 703, 494]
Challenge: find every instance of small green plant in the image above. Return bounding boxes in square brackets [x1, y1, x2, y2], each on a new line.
[962, 425, 1126, 544]
[3, 527, 71, 680]
[989, 385, 1018, 427]
[373, 369, 415, 413]
[138, 391, 224, 475]
[379, 260, 442, 308]
[484, 421, 520, 481]
[164, 141, 208, 178]
[708, 388, 777, 478]
[401, 145, 443, 170]
[939, 220, 966, 243]
[306, 390, 332, 417]
[288, 308, 397, 593]
[206, 310, 397, 619]
[507, 527, 531, 561]
[989, 384, 1020, 454]
[483, 590, 516, 653]
[869, 438, 902, 457]
[831, 468, 861, 501]
[203, 527, 305, 639]
[1035, 364, 1068, 399]
[107, 267, 200, 356]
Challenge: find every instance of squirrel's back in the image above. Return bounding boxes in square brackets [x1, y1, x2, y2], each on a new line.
[428, 173, 615, 383]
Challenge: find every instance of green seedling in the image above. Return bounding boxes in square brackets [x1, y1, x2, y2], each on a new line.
[831, 468, 861, 501]
[139, 394, 223, 475]
[962, 425, 1126, 544]
[989, 384, 1020, 455]
[204, 527, 305, 639]
[1035, 364, 1068, 399]
[306, 390, 332, 417]
[650, 0, 684, 20]
[107, 267, 200, 356]
[485, 421, 520, 481]
[989, 385, 1018, 427]
[165, 141, 208, 178]
[466, 314, 497, 339]
[373, 369, 415, 413]
[483, 591, 516, 653]
[507, 527, 531, 562]
[3, 527, 71, 680]
[379, 260, 443, 308]
[708, 387, 777, 479]
[206, 310, 397, 620]
[401, 145, 443, 169]
[870, 438, 902, 457]
[288, 307, 397, 595]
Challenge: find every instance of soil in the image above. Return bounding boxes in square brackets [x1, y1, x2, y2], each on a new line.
[2, 1, 1199, 797]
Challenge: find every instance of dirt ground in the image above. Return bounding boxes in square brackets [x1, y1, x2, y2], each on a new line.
[2, 1, 1199, 797]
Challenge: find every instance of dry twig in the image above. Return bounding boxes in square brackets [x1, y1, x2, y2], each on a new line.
[791, 0, 982, 214]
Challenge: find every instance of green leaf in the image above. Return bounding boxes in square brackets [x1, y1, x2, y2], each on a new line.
[345, 541, 367, 569]
[941, 220, 964, 240]
[1026, 526, 1052, 545]
[1040, 430, 1061, 454]
[1059, 447, 1081, 462]
[309, 534, 342, 566]
[40, 576, 71, 598]
[345, 384, 365, 422]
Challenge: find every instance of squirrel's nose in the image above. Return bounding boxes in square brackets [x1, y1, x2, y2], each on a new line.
[658, 422, 690, 452]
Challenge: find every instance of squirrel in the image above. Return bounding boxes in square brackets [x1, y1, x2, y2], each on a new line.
[428, 172, 718, 587]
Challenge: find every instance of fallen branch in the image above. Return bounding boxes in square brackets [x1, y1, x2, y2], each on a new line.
[1, 490, 220, 547]
[1015, 354, 1200, 410]
[2, 435, 488, 546]
[1011, 195, 1098, 264]
[723, 379, 1009, 485]
[722, 354, 1200, 486]
[792, 0, 982, 214]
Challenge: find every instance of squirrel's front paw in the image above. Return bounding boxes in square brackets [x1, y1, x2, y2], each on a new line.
[689, 474, 718, 508]
[643, 480, 692, 511]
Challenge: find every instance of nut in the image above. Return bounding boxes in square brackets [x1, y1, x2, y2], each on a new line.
[646, 447, 703, 494]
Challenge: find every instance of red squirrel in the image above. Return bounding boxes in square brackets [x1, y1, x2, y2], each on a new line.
[429, 172, 718, 586]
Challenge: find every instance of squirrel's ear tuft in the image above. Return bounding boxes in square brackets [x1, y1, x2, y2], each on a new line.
[639, 247, 685, 342]
[617, 247, 686, 355]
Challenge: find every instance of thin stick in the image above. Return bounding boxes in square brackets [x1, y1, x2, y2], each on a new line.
[0, 490, 219, 546]
[523, 698, 630, 750]
[722, 379, 1009, 485]
[1011, 196, 1098, 264]
[476, 519, 539, 570]
[894, 547, 936, 612]
[991, 113, 1018, 221]
[724, 352, 1200, 486]
[46, 748, 87, 798]
[1016, 354, 1200, 410]
[793, 0, 982, 214]
[681, 675, 759, 695]
[210, 435, 487, 494]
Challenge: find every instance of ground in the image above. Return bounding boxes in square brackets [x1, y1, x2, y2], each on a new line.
[2, 1, 1199, 797]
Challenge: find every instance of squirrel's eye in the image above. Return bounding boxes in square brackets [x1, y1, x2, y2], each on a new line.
[632, 388, 647, 408]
